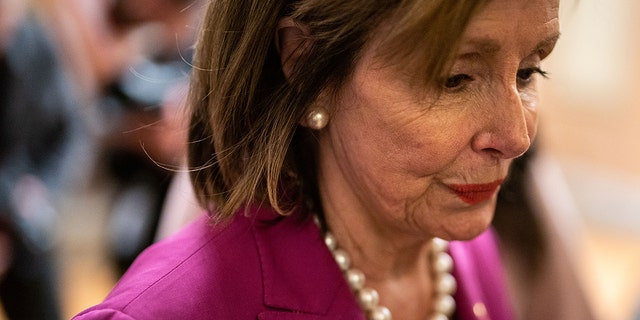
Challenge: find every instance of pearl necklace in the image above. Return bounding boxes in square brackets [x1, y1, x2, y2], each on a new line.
[315, 217, 457, 320]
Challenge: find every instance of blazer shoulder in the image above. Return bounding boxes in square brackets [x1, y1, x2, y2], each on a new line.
[76, 213, 266, 319]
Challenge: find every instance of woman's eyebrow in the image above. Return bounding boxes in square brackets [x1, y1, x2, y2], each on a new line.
[460, 37, 502, 58]
[458, 32, 561, 59]
[532, 33, 561, 56]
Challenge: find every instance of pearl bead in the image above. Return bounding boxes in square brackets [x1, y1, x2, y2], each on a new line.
[430, 314, 449, 320]
[306, 108, 329, 130]
[324, 232, 337, 250]
[433, 252, 453, 273]
[369, 306, 392, 320]
[357, 287, 380, 311]
[316, 216, 456, 320]
[431, 237, 449, 252]
[333, 249, 351, 271]
[436, 273, 457, 295]
[346, 269, 366, 290]
[434, 294, 456, 316]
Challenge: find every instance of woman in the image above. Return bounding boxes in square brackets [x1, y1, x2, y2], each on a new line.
[75, 0, 560, 319]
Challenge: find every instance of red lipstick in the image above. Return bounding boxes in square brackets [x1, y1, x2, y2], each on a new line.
[447, 179, 505, 205]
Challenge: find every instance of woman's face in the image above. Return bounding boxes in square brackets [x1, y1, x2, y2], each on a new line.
[318, 0, 560, 241]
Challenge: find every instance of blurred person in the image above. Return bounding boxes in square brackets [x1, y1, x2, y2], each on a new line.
[73, 1, 575, 319]
[99, 59, 192, 274]
[39, 0, 201, 274]
[93, 0, 200, 274]
[0, 2, 200, 318]
[0, 0, 89, 318]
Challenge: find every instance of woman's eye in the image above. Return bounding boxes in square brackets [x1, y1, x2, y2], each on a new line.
[517, 67, 548, 86]
[442, 74, 473, 90]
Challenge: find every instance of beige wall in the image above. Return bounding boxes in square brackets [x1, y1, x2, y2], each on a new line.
[540, 0, 640, 177]
[538, 1, 640, 319]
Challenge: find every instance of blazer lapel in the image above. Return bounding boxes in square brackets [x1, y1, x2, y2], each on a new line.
[251, 207, 364, 319]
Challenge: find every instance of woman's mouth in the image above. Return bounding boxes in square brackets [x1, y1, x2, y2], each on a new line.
[446, 179, 505, 205]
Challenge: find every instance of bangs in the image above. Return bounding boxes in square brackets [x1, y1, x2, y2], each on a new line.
[375, 0, 489, 89]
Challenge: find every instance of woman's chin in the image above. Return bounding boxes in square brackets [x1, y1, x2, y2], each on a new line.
[435, 201, 496, 241]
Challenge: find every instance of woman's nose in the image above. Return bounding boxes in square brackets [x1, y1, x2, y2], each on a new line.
[471, 84, 533, 160]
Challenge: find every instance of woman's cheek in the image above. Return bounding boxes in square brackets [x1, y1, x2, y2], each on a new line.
[520, 90, 539, 141]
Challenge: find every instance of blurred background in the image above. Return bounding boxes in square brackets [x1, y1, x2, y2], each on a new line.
[537, 1, 640, 319]
[0, 0, 638, 319]
[1, 0, 201, 319]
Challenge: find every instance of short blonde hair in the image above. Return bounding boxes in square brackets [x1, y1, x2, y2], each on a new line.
[188, 0, 488, 220]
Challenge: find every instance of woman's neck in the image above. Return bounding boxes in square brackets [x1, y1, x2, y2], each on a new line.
[324, 205, 432, 278]
[320, 201, 438, 319]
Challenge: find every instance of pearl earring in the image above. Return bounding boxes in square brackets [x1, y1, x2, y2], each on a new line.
[306, 107, 329, 130]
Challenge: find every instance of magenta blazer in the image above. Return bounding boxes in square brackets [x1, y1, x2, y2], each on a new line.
[74, 205, 514, 319]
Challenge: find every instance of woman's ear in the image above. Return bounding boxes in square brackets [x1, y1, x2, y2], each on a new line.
[275, 17, 310, 80]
